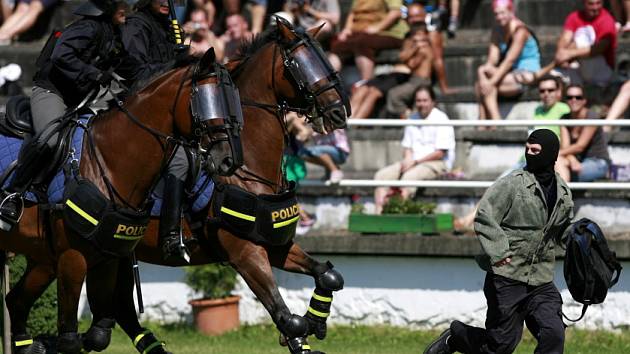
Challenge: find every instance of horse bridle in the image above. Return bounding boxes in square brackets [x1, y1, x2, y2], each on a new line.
[104, 62, 244, 210]
[190, 62, 245, 177]
[279, 28, 351, 120]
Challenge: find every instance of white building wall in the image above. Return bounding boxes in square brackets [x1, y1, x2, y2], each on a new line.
[81, 256, 630, 331]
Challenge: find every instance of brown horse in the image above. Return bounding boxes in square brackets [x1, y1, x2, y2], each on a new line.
[3, 19, 349, 354]
[109, 20, 350, 354]
[0, 48, 243, 353]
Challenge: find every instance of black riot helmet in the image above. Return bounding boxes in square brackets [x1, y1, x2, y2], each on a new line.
[74, 0, 137, 17]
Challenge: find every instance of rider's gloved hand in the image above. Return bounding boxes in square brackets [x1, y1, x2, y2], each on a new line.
[174, 48, 195, 66]
[95, 70, 113, 86]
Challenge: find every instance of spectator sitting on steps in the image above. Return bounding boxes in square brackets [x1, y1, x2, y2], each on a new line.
[328, 0, 408, 80]
[374, 86, 455, 214]
[386, 23, 433, 119]
[556, 84, 611, 182]
[553, 0, 617, 86]
[350, 24, 433, 119]
[476, 0, 541, 122]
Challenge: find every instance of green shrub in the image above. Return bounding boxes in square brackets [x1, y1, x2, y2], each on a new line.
[0, 254, 57, 335]
[382, 196, 436, 215]
[184, 263, 237, 299]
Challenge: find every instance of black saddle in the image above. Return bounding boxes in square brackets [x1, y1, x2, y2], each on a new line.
[0, 95, 33, 139]
[0, 95, 84, 195]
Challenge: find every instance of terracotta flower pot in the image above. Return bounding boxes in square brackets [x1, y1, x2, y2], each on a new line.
[189, 295, 241, 336]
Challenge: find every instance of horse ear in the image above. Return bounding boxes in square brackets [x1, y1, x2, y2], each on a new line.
[276, 16, 297, 41]
[307, 24, 325, 39]
[200, 47, 216, 69]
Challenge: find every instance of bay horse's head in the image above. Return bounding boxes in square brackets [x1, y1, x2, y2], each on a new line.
[189, 49, 244, 176]
[270, 17, 349, 133]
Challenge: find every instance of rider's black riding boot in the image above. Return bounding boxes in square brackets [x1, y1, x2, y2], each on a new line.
[159, 174, 190, 263]
[0, 144, 50, 232]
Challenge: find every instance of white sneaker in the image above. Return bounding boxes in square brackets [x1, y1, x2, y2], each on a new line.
[329, 170, 343, 184]
[0, 63, 21, 82]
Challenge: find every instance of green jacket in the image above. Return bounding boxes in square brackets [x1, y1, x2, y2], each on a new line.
[474, 169, 574, 286]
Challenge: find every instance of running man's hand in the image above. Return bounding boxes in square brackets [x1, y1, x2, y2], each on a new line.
[494, 257, 512, 267]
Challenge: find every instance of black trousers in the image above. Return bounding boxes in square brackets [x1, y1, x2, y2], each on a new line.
[449, 273, 565, 354]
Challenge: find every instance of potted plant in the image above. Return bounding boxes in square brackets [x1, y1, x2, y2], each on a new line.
[348, 196, 453, 234]
[185, 263, 240, 335]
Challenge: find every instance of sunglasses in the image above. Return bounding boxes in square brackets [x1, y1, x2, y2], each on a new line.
[566, 95, 584, 100]
[539, 88, 556, 93]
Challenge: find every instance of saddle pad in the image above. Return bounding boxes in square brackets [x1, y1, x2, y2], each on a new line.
[0, 125, 214, 213]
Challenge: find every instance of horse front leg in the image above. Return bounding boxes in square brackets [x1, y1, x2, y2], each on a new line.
[226, 237, 322, 354]
[55, 248, 87, 354]
[267, 243, 344, 340]
[80, 258, 120, 352]
[5, 259, 55, 354]
[112, 257, 173, 354]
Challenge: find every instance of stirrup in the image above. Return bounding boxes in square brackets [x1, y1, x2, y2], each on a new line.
[0, 191, 24, 232]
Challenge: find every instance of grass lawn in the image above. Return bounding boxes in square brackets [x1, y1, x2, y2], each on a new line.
[100, 323, 630, 354]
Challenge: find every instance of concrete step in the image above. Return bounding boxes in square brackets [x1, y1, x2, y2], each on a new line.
[301, 128, 630, 184]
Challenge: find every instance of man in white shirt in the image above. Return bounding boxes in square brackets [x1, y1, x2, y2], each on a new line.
[373, 86, 455, 214]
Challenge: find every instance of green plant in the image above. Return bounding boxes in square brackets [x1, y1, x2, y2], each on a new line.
[381, 197, 436, 215]
[184, 263, 238, 299]
[350, 203, 365, 214]
[0, 254, 57, 335]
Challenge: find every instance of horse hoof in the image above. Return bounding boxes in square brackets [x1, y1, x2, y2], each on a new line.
[279, 334, 288, 346]
[57, 332, 83, 354]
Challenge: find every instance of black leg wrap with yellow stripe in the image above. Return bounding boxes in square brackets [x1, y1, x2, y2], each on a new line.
[133, 329, 172, 354]
[286, 336, 325, 354]
[304, 288, 333, 340]
[304, 261, 343, 340]
[12, 334, 46, 354]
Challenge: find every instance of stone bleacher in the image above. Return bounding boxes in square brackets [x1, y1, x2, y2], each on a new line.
[297, 127, 630, 235]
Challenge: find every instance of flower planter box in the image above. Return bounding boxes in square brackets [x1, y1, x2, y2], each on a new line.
[348, 213, 453, 234]
[189, 295, 240, 336]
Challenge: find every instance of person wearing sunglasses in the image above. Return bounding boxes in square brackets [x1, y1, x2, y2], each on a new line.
[533, 75, 569, 138]
[556, 84, 610, 182]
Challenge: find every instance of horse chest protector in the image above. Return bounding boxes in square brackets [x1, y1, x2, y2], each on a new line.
[62, 177, 152, 257]
[211, 182, 299, 246]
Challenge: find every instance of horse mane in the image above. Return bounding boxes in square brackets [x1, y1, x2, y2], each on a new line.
[230, 28, 281, 68]
[127, 59, 197, 95]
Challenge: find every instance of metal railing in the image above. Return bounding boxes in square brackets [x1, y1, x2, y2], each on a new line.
[346, 118, 630, 127]
[301, 118, 630, 190]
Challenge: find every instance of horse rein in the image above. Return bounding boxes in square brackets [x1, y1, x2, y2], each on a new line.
[85, 62, 242, 210]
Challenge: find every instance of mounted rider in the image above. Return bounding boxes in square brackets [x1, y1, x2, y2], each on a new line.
[0, 0, 137, 232]
[122, 0, 194, 263]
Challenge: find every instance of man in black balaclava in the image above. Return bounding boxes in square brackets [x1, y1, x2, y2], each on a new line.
[525, 128, 560, 217]
[424, 129, 574, 354]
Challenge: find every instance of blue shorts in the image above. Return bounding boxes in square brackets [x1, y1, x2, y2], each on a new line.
[575, 157, 609, 182]
[299, 145, 348, 166]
